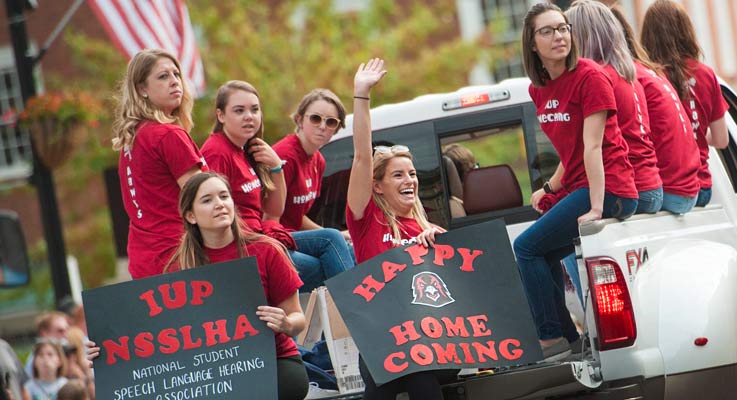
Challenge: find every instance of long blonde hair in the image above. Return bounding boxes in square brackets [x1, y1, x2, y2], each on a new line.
[372, 150, 432, 246]
[112, 49, 194, 151]
[165, 172, 293, 271]
[212, 80, 277, 194]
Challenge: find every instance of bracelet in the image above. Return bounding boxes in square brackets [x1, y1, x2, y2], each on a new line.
[354, 96, 370, 100]
[270, 160, 286, 174]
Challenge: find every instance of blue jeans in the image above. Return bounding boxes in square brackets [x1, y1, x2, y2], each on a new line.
[696, 187, 712, 207]
[636, 187, 663, 214]
[289, 228, 355, 292]
[513, 188, 638, 340]
[661, 191, 698, 214]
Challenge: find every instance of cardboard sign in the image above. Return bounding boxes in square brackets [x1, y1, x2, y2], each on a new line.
[326, 219, 542, 385]
[83, 258, 277, 400]
[298, 287, 364, 394]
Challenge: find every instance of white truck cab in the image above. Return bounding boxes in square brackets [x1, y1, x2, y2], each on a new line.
[312, 77, 737, 399]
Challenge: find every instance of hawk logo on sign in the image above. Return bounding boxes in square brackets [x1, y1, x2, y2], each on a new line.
[411, 272, 454, 308]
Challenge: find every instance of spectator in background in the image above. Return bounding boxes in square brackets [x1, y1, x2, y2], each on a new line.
[57, 298, 86, 338]
[23, 341, 68, 400]
[0, 338, 27, 400]
[62, 329, 93, 400]
[111, 48, 206, 279]
[56, 379, 88, 400]
[640, 0, 729, 207]
[442, 143, 477, 183]
[24, 312, 69, 377]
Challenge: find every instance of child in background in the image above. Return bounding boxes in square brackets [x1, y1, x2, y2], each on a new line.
[23, 341, 68, 400]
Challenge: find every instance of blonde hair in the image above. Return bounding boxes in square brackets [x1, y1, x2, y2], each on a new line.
[112, 49, 194, 151]
[372, 150, 432, 246]
[212, 80, 277, 194]
[165, 172, 294, 271]
[567, 0, 635, 82]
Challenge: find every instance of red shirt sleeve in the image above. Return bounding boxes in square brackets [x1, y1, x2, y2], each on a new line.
[580, 68, 617, 118]
[155, 126, 204, 180]
[256, 242, 302, 306]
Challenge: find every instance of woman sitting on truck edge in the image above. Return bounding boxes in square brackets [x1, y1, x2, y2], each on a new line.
[640, 0, 729, 207]
[567, 0, 663, 214]
[518, 2, 638, 361]
[346, 58, 452, 399]
[165, 172, 309, 400]
[609, 5, 701, 214]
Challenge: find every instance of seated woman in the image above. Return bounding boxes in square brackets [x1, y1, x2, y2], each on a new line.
[166, 172, 309, 400]
[346, 58, 451, 400]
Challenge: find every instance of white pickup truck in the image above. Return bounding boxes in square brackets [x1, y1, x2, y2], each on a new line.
[312, 77, 737, 399]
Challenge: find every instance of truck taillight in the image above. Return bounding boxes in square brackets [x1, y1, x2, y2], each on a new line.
[586, 257, 636, 351]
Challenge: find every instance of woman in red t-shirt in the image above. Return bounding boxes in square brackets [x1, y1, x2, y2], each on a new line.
[567, 0, 662, 214]
[166, 171, 308, 400]
[518, 2, 638, 361]
[111, 49, 207, 279]
[610, 5, 701, 214]
[346, 59, 449, 400]
[641, 0, 729, 207]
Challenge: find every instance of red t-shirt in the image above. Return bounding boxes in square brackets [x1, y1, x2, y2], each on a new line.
[201, 132, 264, 231]
[346, 197, 424, 264]
[683, 59, 729, 189]
[118, 121, 206, 279]
[635, 62, 700, 197]
[273, 134, 326, 231]
[603, 64, 661, 192]
[529, 58, 637, 198]
[204, 240, 302, 358]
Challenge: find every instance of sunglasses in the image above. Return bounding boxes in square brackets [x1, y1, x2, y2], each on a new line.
[306, 113, 340, 129]
[373, 145, 410, 154]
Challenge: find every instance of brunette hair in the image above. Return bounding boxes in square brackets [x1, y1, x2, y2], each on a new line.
[442, 143, 476, 182]
[57, 379, 89, 400]
[522, 2, 579, 87]
[165, 172, 293, 271]
[292, 88, 347, 131]
[211, 80, 277, 193]
[609, 4, 662, 74]
[567, 0, 635, 82]
[640, 0, 702, 99]
[372, 149, 432, 245]
[32, 341, 67, 379]
[112, 49, 193, 151]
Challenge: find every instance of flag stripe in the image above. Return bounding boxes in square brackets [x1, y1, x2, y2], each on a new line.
[87, 0, 205, 96]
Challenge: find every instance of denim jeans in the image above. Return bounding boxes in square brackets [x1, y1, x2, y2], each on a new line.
[661, 191, 698, 214]
[289, 228, 355, 292]
[696, 187, 712, 207]
[513, 188, 638, 340]
[636, 187, 663, 214]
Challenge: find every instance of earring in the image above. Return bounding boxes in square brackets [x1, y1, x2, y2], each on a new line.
[142, 93, 148, 99]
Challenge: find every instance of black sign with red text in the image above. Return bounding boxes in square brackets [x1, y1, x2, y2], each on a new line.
[326, 219, 542, 385]
[83, 258, 277, 400]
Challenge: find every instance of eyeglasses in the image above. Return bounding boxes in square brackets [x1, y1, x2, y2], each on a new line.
[535, 23, 572, 38]
[374, 145, 410, 154]
[306, 113, 340, 129]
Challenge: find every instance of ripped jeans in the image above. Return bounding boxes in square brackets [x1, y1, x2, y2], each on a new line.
[513, 188, 638, 339]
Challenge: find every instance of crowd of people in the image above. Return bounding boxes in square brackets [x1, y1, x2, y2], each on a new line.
[1, 1, 728, 399]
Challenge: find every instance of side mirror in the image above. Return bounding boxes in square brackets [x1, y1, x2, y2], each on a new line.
[0, 210, 30, 287]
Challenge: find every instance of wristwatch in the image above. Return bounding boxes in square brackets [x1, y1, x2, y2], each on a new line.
[543, 181, 554, 194]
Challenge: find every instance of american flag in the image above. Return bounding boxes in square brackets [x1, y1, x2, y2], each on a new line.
[87, 0, 206, 96]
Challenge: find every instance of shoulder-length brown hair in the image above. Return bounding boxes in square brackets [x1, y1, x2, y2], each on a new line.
[112, 49, 194, 151]
[522, 2, 579, 87]
[609, 4, 662, 74]
[211, 80, 277, 194]
[165, 172, 294, 272]
[640, 0, 702, 100]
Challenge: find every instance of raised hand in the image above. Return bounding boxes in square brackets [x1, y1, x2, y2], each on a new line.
[354, 58, 387, 97]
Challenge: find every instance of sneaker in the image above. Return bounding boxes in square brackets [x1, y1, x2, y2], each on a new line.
[569, 335, 591, 356]
[541, 338, 572, 362]
[306, 382, 340, 399]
